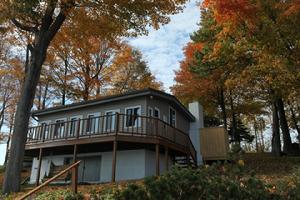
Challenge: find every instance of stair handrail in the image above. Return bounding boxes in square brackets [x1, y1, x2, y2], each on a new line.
[18, 160, 81, 200]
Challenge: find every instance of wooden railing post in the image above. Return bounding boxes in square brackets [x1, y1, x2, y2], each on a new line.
[155, 119, 158, 137]
[72, 144, 78, 194]
[115, 113, 119, 134]
[165, 146, 169, 171]
[156, 144, 160, 176]
[42, 125, 46, 142]
[35, 148, 43, 186]
[76, 119, 81, 139]
[112, 140, 117, 182]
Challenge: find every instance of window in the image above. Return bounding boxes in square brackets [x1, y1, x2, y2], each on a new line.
[70, 117, 78, 136]
[148, 107, 153, 117]
[169, 107, 176, 127]
[125, 106, 141, 127]
[154, 107, 160, 118]
[54, 119, 66, 138]
[86, 114, 96, 133]
[105, 110, 119, 131]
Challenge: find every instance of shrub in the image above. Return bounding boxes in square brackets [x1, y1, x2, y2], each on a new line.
[275, 168, 300, 200]
[35, 189, 84, 200]
[92, 164, 278, 200]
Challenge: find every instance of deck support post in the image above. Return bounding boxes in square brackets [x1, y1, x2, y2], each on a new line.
[72, 144, 78, 194]
[165, 146, 169, 171]
[156, 144, 160, 176]
[36, 148, 43, 186]
[112, 140, 117, 182]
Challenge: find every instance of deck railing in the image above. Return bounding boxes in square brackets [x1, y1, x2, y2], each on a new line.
[27, 114, 196, 160]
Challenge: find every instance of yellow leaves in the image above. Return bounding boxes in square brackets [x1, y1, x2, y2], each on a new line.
[238, 159, 245, 166]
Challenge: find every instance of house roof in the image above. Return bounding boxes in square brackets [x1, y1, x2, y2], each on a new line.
[32, 88, 196, 121]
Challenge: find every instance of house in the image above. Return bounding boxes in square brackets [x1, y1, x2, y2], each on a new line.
[24, 88, 204, 184]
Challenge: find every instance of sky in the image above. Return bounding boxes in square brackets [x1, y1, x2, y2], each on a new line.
[0, 144, 6, 165]
[129, 0, 201, 92]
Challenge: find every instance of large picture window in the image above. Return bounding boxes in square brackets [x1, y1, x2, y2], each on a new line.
[125, 106, 141, 127]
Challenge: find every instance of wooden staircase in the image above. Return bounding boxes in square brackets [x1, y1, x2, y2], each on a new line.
[42, 163, 71, 183]
[174, 156, 197, 168]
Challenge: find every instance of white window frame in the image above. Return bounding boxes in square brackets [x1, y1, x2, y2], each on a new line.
[154, 107, 160, 119]
[86, 112, 100, 134]
[125, 105, 141, 128]
[148, 106, 153, 117]
[169, 106, 176, 127]
[104, 109, 120, 131]
[69, 115, 83, 136]
[54, 118, 67, 138]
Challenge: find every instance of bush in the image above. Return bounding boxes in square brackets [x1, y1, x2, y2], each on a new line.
[92, 164, 279, 200]
[35, 189, 84, 200]
[275, 168, 300, 200]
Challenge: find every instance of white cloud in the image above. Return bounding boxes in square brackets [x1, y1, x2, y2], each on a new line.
[129, 0, 201, 92]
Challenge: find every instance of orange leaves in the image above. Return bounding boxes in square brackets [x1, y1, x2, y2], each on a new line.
[108, 44, 162, 95]
[203, 0, 257, 33]
[183, 42, 204, 62]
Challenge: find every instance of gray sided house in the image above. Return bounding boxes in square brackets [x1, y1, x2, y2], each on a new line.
[24, 88, 204, 184]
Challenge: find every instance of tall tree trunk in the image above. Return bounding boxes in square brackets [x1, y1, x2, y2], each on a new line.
[3, 52, 44, 193]
[0, 90, 8, 131]
[260, 128, 265, 152]
[3, 4, 67, 192]
[95, 55, 101, 97]
[272, 102, 281, 156]
[62, 59, 68, 105]
[219, 87, 227, 130]
[276, 98, 293, 154]
[229, 91, 239, 144]
[42, 82, 49, 110]
[4, 116, 13, 168]
[288, 102, 300, 148]
[37, 83, 42, 110]
[254, 122, 259, 152]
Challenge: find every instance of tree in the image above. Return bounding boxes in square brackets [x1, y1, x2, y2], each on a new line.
[108, 45, 162, 94]
[202, 0, 300, 155]
[0, 0, 188, 193]
[228, 119, 254, 144]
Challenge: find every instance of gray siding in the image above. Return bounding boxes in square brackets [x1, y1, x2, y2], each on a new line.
[38, 97, 147, 123]
[37, 95, 191, 134]
[146, 96, 190, 133]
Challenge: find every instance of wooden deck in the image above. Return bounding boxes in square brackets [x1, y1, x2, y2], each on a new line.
[25, 114, 197, 163]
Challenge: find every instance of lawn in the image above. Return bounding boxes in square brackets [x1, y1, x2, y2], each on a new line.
[243, 153, 300, 184]
[1, 153, 300, 199]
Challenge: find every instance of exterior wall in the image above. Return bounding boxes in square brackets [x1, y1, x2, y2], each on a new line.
[146, 96, 190, 133]
[37, 97, 147, 123]
[145, 150, 172, 176]
[188, 102, 204, 165]
[29, 149, 171, 184]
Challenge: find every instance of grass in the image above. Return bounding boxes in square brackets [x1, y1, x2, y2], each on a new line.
[1, 153, 300, 199]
